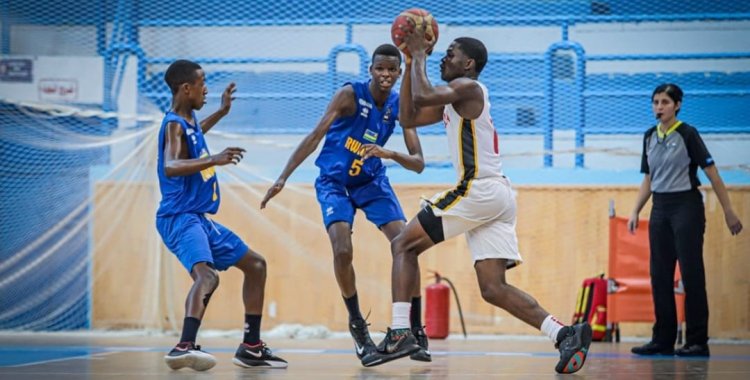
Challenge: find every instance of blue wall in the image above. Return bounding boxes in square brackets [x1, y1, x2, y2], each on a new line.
[10, 0, 750, 24]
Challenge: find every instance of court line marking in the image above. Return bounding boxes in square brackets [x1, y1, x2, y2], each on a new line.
[5, 351, 117, 368]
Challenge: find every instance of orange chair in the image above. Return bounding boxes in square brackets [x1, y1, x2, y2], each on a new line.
[606, 205, 685, 343]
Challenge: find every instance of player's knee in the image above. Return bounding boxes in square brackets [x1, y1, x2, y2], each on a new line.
[333, 248, 353, 267]
[479, 283, 506, 305]
[247, 255, 267, 276]
[391, 235, 417, 257]
[197, 268, 220, 292]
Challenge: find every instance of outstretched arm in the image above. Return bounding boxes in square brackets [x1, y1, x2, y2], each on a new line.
[361, 127, 424, 173]
[260, 85, 357, 208]
[163, 121, 245, 177]
[704, 165, 743, 235]
[200, 82, 236, 133]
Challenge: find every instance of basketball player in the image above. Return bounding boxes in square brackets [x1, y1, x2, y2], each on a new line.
[260, 44, 431, 365]
[156, 60, 287, 371]
[363, 26, 592, 374]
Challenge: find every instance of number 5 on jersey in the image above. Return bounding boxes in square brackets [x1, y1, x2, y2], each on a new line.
[349, 158, 363, 176]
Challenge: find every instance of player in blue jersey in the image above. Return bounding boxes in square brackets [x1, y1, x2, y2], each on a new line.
[260, 44, 430, 365]
[156, 60, 287, 371]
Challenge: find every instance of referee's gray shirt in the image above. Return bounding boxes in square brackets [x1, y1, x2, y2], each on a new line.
[640, 122, 714, 193]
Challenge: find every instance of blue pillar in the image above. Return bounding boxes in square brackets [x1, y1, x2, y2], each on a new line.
[574, 47, 586, 168]
[1, 0, 10, 54]
[327, 43, 368, 95]
[544, 41, 587, 168]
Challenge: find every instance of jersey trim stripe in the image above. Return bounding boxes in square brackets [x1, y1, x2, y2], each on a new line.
[434, 118, 477, 210]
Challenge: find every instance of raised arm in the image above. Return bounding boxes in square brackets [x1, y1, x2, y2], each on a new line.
[704, 165, 743, 235]
[399, 58, 443, 128]
[200, 82, 236, 133]
[409, 54, 481, 113]
[163, 121, 244, 177]
[401, 23, 484, 121]
[260, 85, 357, 208]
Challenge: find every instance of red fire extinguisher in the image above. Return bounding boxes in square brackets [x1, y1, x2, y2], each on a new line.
[424, 272, 467, 339]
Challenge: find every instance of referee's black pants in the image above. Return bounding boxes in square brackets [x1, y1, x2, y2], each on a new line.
[649, 189, 708, 347]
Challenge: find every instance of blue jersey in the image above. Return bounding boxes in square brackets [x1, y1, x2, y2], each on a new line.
[314, 80, 399, 187]
[156, 111, 220, 217]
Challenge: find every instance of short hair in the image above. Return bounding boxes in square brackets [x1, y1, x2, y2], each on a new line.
[164, 60, 202, 94]
[455, 37, 488, 74]
[371, 44, 402, 65]
[652, 83, 683, 115]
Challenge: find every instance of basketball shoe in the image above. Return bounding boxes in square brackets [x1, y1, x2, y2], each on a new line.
[409, 325, 432, 362]
[362, 327, 421, 367]
[555, 322, 592, 374]
[232, 341, 288, 368]
[349, 318, 377, 362]
[164, 342, 216, 371]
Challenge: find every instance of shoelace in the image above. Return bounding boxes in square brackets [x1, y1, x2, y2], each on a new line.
[177, 342, 201, 351]
[352, 310, 373, 335]
[257, 341, 274, 355]
[554, 328, 575, 349]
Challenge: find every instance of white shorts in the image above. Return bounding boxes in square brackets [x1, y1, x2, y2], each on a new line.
[422, 176, 523, 266]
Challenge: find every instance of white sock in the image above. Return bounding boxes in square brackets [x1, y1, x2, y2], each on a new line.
[540, 315, 565, 343]
[391, 302, 411, 330]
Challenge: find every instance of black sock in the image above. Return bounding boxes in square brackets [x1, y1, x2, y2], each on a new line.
[180, 317, 201, 343]
[343, 293, 363, 322]
[410, 296, 422, 329]
[244, 314, 262, 345]
[556, 326, 572, 343]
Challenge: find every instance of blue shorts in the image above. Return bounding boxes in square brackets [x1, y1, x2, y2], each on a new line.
[315, 175, 406, 230]
[156, 213, 248, 272]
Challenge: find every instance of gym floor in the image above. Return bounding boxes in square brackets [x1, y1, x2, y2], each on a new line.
[1, 333, 748, 379]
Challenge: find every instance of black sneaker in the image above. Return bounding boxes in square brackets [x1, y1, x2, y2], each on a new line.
[675, 343, 710, 357]
[232, 341, 288, 368]
[554, 323, 592, 374]
[362, 328, 421, 367]
[350, 318, 377, 360]
[631, 341, 675, 356]
[410, 326, 432, 362]
[164, 342, 217, 371]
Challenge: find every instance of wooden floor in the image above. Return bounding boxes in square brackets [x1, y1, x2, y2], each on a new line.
[1, 333, 749, 379]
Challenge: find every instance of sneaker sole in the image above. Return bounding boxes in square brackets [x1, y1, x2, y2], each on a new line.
[164, 352, 216, 371]
[556, 324, 592, 374]
[232, 357, 288, 369]
[362, 344, 421, 367]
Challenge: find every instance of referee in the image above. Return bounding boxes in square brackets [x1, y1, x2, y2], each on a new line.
[628, 83, 743, 357]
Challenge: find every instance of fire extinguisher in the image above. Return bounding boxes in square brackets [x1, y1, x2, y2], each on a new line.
[424, 272, 467, 339]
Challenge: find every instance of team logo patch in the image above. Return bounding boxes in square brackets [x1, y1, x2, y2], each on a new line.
[363, 128, 378, 143]
[383, 107, 393, 122]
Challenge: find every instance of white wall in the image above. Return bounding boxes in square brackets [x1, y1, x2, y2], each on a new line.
[0, 56, 103, 104]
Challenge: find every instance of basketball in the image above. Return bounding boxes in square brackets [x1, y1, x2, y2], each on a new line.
[391, 8, 439, 56]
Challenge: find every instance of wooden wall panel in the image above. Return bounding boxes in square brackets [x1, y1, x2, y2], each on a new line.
[91, 183, 750, 339]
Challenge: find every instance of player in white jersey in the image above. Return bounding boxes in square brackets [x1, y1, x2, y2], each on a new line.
[362, 24, 592, 375]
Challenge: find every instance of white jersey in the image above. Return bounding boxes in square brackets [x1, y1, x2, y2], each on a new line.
[443, 81, 503, 183]
[425, 81, 522, 266]
[430, 81, 503, 212]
